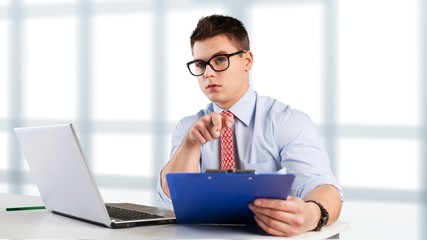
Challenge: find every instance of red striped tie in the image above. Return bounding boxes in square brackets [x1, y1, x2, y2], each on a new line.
[220, 111, 235, 170]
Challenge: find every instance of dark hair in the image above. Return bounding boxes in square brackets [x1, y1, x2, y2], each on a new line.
[190, 14, 250, 51]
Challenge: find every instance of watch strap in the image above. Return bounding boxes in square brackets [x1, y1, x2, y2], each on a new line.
[305, 200, 329, 231]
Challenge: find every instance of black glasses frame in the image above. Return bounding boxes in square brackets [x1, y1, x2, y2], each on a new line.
[186, 50, 247, 76]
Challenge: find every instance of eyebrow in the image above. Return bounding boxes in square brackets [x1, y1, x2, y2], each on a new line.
[193, 50, 229, 62]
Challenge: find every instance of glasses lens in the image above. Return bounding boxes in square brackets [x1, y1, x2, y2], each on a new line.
[187, 54, 232, 76]
[210, 55, 229, 72]
[188, 61, 205, 76]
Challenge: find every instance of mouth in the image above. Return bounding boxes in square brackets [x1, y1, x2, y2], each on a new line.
[206, 83, 220, 89]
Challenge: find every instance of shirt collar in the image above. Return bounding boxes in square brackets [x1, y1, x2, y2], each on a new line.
[213, 86, 256, 126]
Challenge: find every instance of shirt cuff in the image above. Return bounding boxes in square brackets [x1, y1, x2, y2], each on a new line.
[297, 176, 344, 202]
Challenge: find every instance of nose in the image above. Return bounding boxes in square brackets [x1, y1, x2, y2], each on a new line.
[203, 64, 215, 78]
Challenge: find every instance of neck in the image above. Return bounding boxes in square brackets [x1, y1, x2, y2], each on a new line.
[216, 85, 250, 110]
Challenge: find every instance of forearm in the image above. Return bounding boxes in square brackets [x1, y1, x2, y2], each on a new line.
[160, 134, 201, 198]
[303, 185, 342, 226]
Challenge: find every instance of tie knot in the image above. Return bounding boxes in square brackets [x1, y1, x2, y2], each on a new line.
[221, 111, 234, 118]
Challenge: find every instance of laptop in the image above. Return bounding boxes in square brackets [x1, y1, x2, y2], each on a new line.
[166, 172, 294, 225]
[14, 123, 176, 228]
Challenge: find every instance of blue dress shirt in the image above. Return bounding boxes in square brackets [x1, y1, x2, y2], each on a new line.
[157, 87, 343, 209]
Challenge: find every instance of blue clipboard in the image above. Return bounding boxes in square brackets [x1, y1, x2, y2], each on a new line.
[166, 172, 295, 225]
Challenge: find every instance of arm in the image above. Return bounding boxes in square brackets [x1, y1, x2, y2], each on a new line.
[249, 185, 342, 237]
[248, 109, 342, 236]
[160, 112, 233, 198]
[160, 134, 201, 198]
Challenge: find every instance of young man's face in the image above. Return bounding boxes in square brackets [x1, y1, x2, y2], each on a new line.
[191, 34, 253, 110]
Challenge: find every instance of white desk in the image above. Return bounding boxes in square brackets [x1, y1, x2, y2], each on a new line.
[0, 193, 349, 239]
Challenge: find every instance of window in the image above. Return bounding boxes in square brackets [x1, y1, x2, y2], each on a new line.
[0, 19, 8, 118]
[92, 133, 153, 177]
[337, 0, 420, 126]
[23, 16, 77, 120]
[0, 133, 7, 171]
[338, 138, 421, 190]
[250, 3, 324, 124]
[92, 13, 153, 121]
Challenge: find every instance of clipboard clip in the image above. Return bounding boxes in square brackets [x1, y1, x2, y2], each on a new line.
[205, 169, 256, 174]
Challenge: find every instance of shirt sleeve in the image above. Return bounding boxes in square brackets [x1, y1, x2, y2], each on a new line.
[276, 108, 344, 201]
[156, 172, 173, 210]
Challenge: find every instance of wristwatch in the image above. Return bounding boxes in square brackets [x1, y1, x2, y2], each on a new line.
[305, 200, 329, 231]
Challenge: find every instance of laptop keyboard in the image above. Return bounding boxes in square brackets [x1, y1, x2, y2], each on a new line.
[106, 205, 163, 221]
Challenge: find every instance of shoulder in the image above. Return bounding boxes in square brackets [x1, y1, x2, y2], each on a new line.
[255, 94, 318, 146]
[256, 93, 312, 123]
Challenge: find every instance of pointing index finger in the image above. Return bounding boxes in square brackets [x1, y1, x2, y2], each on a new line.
[211, 113, 222, 131]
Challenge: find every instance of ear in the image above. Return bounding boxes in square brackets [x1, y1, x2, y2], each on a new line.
[244, 50, 254, 72]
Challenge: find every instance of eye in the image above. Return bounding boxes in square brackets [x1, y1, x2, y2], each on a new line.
[213, 56, 227, 65]
[194, 61, 205, 69]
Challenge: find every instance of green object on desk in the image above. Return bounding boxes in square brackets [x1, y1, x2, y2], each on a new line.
[6, 206, 46, 211]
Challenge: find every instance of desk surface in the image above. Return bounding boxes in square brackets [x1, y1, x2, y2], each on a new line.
[0, 193, 348, 239]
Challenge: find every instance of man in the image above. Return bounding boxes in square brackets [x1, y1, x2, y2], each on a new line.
[157, 14, 343, 237]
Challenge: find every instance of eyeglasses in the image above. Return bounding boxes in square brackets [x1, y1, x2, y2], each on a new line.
[186, 50, 247, 76]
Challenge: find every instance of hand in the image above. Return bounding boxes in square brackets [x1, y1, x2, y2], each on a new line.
[248, 197, 319, 237]
[187, 112, 234, 145]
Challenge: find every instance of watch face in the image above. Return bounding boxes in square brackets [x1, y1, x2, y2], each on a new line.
[319, 204, 329, 227]
[321, 214, 329, 226]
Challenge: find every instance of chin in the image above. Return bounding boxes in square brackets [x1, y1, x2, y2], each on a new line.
[206, 96, 224, 104]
